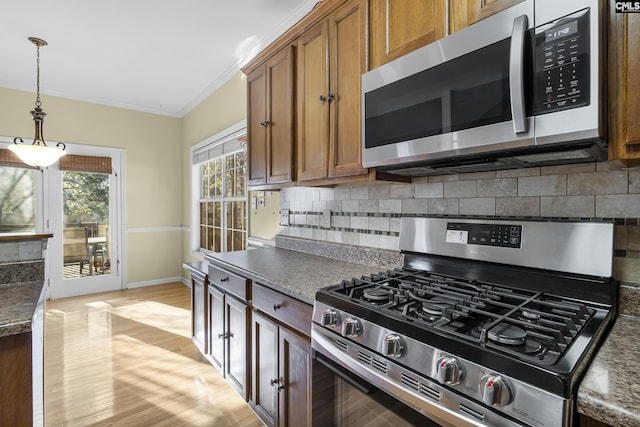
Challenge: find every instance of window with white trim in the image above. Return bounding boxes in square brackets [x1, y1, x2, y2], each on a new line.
[193, 124, 247, 253]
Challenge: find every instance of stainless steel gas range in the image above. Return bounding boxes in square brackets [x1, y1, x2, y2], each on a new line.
[311, 217, 617, 427]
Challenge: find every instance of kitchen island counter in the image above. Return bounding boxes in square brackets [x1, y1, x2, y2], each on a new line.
[205, 246, 398, 305]
[0, 281, 45, 337]
[578, 314, 640, 426]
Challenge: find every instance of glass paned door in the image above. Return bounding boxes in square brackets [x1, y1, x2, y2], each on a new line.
[62, 171, 111, 278]
[48, 148, 123, 299]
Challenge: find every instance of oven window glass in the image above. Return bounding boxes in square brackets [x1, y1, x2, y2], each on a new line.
[364, 38, 511, 149]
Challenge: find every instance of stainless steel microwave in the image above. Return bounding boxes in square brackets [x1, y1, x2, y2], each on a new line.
[361, 0, 606, 175]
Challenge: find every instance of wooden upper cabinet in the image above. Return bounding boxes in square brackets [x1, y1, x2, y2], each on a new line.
[608, 8, 640, 163]
[246, 45, 295, 187]
[449, 0, 525, 34]
[369, 0, 445, 70]
[329, 0, 367, 178]
[247, 66, 267, 186]
[297, 21, 330, 181]
[297, 0, 367, 182]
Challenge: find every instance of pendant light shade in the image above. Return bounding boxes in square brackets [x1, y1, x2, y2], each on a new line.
[9, 37, 66, 168]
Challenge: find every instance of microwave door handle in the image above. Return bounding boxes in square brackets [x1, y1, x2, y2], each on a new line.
[509, 14, 528, 134]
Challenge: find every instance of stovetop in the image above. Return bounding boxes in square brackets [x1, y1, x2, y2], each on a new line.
[313, 218, 618, 397]
[325, 268, 597, 367]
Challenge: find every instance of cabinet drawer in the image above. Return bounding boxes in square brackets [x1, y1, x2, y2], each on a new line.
[208, 264, 250, 302]
[252, 283, 312, 337]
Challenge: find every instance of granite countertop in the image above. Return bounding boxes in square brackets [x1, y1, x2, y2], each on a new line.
[578, 315, 640, 426]
[205, 247, 396, 305]
[0, 281, 45, 337]
[200, 245, 638, 426]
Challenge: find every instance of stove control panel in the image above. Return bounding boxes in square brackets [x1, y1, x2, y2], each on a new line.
[446, 222, 522, 248]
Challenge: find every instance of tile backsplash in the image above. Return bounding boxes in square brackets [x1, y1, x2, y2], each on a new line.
[278, 161, 640, 314]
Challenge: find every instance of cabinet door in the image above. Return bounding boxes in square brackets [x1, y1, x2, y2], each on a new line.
[297, 21, 330, 181]
[278, 327, 311, 427]
[247, 65, 268, 186]
[266, 46, 295, 184]
[449, 0, 525, 34]
[478, 0, 525, 20]
[328, 0, 368, 178]
[207, 285, 225, 371]
[369, 0, 445, 69]
[192, 277, 205, 353]
[226, 296, 250, 401]
[448, 0, 479, 34]
[252, 311, 279, 427]
[608, 9, 640, 161]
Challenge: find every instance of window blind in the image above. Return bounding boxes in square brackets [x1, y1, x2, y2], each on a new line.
[192, 135, 245, 165]
[0, 148, 38, 169]
[59, 154, 112, 174]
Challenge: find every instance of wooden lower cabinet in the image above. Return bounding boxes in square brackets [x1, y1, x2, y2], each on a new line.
[578, 414, 613, 427]
[207, 284, 250, 401]
[252, 310, 312, 427]
[0, 332, 33, 427]
[189, 267, 208, 354]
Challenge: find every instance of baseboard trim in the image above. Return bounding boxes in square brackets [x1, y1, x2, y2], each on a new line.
[127, 277, 184, 289]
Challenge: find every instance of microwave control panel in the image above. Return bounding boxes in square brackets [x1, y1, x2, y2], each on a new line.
[446, 223, 522, 249]
[533, 8, 590, 115]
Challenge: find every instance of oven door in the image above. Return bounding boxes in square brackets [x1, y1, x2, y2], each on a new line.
[312, 347, 441, 427]
[311, 324, 513, 427]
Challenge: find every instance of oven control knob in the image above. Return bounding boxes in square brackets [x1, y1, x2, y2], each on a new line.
[436, 356, 464, 385]
[382, 334, 404, 357]
[321, 309, 340, 327]
[480, 375, 512, 407]
[341, 318, 361, 337]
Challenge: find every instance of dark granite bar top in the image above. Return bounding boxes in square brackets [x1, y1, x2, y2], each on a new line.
[577, 315, 640, 426]
[205, 247, 397, 305]
[0, 281, 45, 337]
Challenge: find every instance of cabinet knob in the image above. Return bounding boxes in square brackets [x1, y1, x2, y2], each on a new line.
[273, 303, 282, 311]
[319, 94, 327, 103]
[327, 92, 335, 102]
[218, 332, 228, 339]
[259, 120, 270, 127]
[220, 277, 229, 283]
[270, 378, 281, 386]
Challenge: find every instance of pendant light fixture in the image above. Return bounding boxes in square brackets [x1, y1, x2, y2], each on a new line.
[9, 37, 66, 168]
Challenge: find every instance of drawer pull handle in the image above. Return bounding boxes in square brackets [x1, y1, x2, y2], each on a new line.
[218, 332, 228, 339]
[273, 303, 282, 311]
[220, 277, 229, 283]
[270, 378, 281, 386]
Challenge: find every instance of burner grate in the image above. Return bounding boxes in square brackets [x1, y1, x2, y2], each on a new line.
[328, 268, 595, 365]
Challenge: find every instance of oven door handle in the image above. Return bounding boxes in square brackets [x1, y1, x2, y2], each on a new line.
[509, 14, 528, 134]
[314, 350, 377, 395]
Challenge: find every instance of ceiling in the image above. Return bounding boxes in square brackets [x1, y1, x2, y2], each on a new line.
[0, 0, 318, 118]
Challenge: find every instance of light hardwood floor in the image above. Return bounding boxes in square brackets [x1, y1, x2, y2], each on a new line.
[44, 282, 264, 427]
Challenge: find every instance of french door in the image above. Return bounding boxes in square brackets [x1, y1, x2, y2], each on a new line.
[46, 145, 124, 299]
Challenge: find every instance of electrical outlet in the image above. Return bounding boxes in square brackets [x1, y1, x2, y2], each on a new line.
[258, 197, 265, 208]
[321, 209, 331, 229]
[280, 209, 290, 226]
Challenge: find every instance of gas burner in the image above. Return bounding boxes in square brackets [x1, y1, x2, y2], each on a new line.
[488, 323, 527, 346]
[422, 296, 453, 316]
[363, 287, 393, 304]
